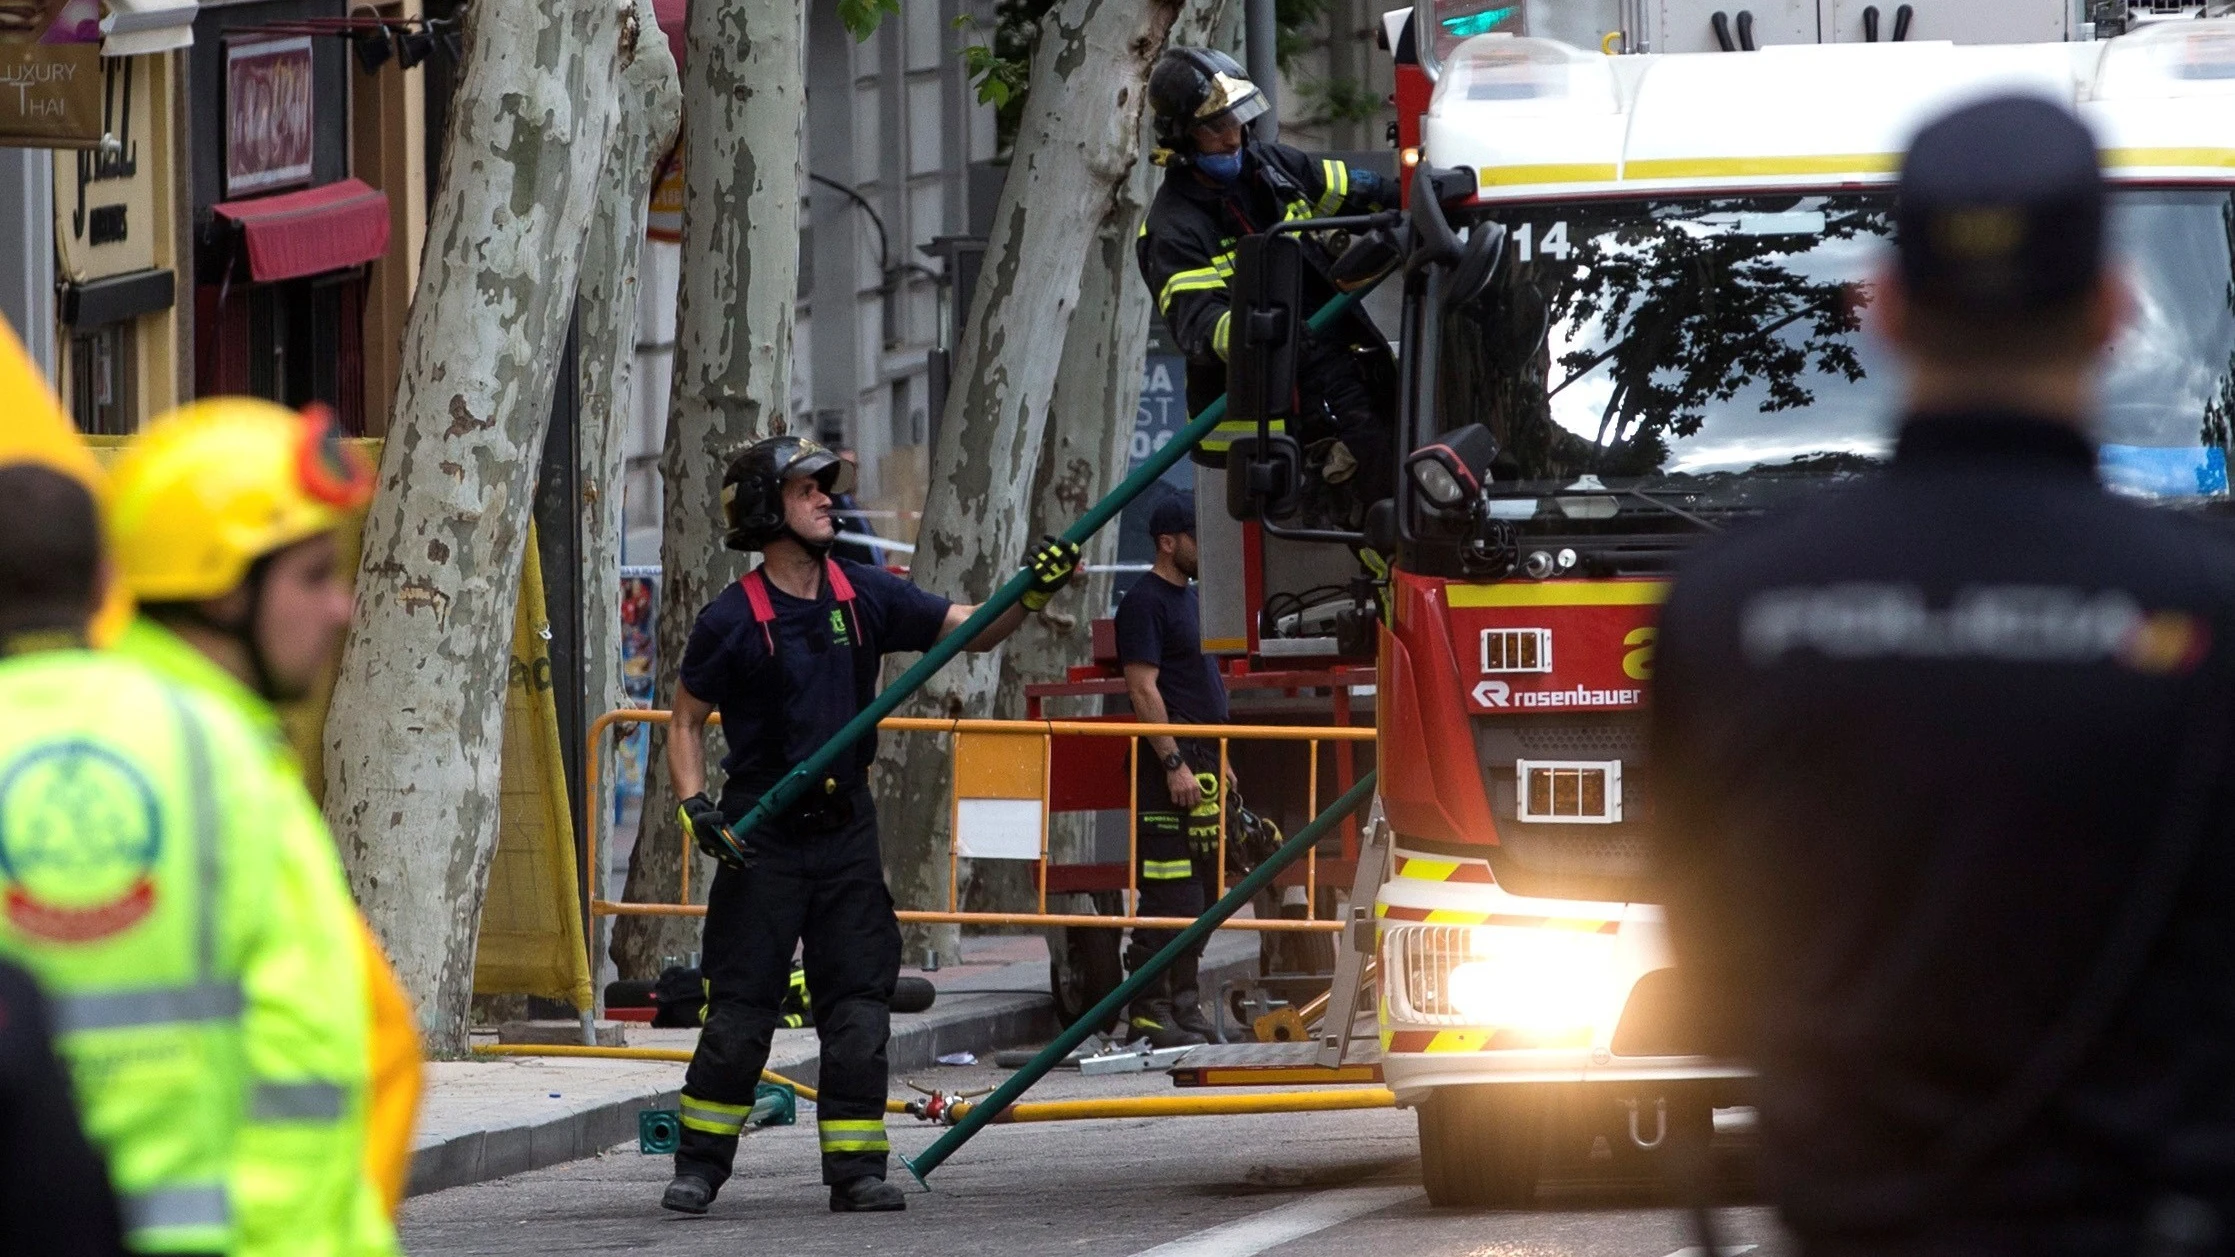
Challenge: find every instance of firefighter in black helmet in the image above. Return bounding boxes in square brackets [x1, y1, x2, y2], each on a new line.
[1139, 46, 1397, 514]
[659, 434, 1079, 1217]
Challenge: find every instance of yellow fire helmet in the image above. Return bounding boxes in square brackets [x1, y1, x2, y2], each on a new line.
[109, 398, 375, 603]
[0, 313, 132, 644]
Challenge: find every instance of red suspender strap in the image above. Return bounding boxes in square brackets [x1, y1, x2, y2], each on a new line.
[744, 562, 857, 655]
[741, 569, 777, 654]
[822, 559, 859, 640]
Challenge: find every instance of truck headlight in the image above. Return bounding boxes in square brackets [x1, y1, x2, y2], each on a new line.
[1445, 927, 1618, 1033]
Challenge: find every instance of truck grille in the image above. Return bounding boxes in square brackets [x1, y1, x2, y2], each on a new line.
[1381, 924, 1472, 1025]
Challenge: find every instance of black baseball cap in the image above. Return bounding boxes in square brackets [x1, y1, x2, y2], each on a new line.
[1896, 94, 2104, 316]
[1147, 491, 1196, 539]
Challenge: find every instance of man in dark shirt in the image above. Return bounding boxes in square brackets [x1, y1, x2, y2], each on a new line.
[0, 957, 126, 1256]
[1651, 97, 2235, 1254]
[659, 435, 1077, 1216]
[1115, 492, 1233, 1047]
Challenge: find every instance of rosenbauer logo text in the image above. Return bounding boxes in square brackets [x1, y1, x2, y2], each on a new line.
[1471, 680, 1643, 709]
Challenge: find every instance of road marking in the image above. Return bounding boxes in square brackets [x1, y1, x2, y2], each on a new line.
[1660, 1246, 1758, 1257]
[1123, 1185, 1421, 1257]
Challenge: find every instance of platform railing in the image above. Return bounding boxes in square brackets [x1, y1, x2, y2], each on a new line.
[583, 708, 1374, 939]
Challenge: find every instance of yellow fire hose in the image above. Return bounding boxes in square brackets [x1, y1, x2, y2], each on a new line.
[470, 1043, 1394, 1126]
[948, 1089, 1395, 1125]
[470, 1043, 911, 1114]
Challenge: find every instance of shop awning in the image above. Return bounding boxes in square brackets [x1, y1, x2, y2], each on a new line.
[102, 0, 199, 57]
[213, 178, 391, 284]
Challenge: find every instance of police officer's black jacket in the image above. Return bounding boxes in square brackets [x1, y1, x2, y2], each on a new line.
[1137, 142, 1386, 422]
[1649, 413, 2235, 1249]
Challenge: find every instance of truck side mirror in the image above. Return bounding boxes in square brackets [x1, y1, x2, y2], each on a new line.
[1227, 233, 1305, 429]
[1224, 433, 1304, 522]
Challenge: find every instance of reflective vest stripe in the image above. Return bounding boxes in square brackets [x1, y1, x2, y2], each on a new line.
[122, 1182, 230, 1233]
[1212, 310, 1231, 361]
[1158, 267, 1228, 316]
[1202, 418, 1287, 453]
[1316, 160, 1350, 216]
[1142, 859, 1194, 881]
[817, 1118, 888, 1153]
[54, 981, 244, 1034]
[168, 688, 222, 983]
[250, 1079, 347, 1122]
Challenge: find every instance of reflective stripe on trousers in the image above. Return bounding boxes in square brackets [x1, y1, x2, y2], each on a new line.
[817, 1118, 888, 1153]
[679, 1093, 753, 1135]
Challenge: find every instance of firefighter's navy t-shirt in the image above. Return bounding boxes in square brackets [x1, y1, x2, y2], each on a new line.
[1114, 572, 1228, 725]
[680, 559, 951, 802]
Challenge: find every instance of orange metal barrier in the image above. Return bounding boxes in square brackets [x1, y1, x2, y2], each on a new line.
[583, 709, 1372, 935]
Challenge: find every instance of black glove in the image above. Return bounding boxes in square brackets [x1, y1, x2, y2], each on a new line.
[678, 793, 750, 870]
[1020, 536, 1081, 612]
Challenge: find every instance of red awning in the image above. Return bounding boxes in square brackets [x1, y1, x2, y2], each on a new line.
[213, 178, 392, 284]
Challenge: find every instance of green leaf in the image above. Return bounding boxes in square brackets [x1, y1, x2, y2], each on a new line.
[838, 0, 899, 42]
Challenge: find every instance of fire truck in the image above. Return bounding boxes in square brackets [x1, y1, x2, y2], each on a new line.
[1189, 0, 2235, 1207]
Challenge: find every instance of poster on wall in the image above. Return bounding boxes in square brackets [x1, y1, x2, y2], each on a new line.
[615, 567, 659, 823]
[224, 36, 313, 196]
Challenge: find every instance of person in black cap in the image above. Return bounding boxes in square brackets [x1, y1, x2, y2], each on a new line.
[659, 434, 1079, 1217]
[1114, 491, 1234, 1046]
[1650, 94, 2235, 1254]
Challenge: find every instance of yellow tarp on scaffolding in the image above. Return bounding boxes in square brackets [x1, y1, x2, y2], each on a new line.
[86, 436, 592, 1010]
[472, 523, 594, 1009]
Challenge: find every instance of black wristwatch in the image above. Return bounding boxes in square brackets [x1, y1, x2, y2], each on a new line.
[1160, 750, 1186, 772]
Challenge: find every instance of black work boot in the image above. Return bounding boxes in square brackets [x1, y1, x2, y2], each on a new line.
[1170, 986, 1221, 1043]
[661, 1174, 716, 1215]
[829, 1176, 907, 1212]
[1128, 997, 1208, 1050]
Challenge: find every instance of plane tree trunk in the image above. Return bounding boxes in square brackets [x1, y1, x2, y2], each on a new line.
[875, 0, 1194, 964]
[611, 0, 808, 980]
[323, 0, 622, 1051]
[577, 2, 683, 994]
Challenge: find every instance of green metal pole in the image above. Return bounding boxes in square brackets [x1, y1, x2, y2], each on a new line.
[900, 769, 1380, 1185]
[718, 290, 1368, 857]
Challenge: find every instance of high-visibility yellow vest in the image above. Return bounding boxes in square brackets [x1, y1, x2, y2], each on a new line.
[112, 618, 398, 1257]
[0, 646, 283, 1253]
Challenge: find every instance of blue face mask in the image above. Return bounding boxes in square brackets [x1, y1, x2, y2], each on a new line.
[1195, 150, 1245, 184]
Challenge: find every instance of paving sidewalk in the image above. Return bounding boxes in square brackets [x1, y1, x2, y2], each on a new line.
[408, 929, 1261, 1196]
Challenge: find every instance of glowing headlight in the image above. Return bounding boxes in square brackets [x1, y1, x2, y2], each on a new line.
[1445, 927, 1618, 1033]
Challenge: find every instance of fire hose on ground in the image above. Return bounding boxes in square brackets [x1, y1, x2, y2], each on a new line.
[472, 1044, 1393, 1126]
[481, 773, 1384, 1151]
[900, 770, 1380, 1184]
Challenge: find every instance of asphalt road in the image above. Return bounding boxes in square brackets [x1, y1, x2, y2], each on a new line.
[401, 1063, 1793, 1256]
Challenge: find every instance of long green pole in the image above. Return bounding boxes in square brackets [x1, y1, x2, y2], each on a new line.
[718, 290, 1367, 855]
[901, 769, 1380, 1185]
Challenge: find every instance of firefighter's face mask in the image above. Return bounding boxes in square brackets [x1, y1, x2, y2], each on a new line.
[1196, 149, 1245, 185]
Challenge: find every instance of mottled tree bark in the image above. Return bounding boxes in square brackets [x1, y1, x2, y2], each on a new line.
[578, 2, 683, 996]
[994, 0, 1231, 949]
[323, 0, 622, 1051]
[611, 0, 806, 980]
[876, 0, 1190, 962]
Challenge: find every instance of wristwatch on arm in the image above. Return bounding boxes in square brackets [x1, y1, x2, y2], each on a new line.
[1160, 750, 1186, 773]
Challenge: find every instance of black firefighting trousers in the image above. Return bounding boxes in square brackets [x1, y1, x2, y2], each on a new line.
[676, 788, 901, 1187]
[1126, 740, 1221, 1017]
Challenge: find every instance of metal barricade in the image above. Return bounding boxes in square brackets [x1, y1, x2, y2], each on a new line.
[581, 709, 1373, 936]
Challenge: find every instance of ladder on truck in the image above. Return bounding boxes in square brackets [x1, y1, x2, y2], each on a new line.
[1169, 805, 1394, 1088]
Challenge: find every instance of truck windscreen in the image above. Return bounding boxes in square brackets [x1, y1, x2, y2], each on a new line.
[1441, 190, 2235, 503]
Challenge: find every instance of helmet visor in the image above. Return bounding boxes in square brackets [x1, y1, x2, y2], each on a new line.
[785, 447, 857, 498]
[1196, 72, 1267, 130]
